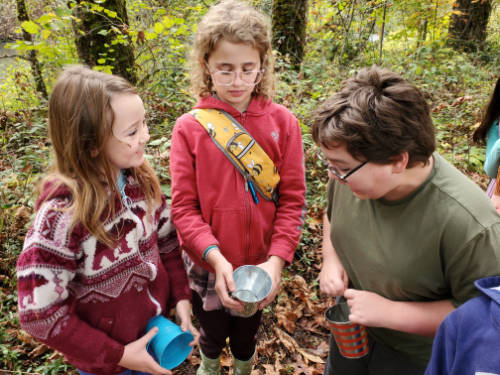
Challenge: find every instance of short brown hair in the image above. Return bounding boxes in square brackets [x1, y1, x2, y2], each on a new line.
[312, 66, 435, 167]
[189, 0, 274, 99]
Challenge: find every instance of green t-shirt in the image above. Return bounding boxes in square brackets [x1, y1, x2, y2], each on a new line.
[326, 153, 500, 365]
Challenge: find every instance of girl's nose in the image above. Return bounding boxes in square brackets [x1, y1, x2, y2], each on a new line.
[233, 71, 245, 85]
[140, 124, 150, 144]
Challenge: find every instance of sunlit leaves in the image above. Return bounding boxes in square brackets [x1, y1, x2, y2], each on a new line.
[21, 21, 39, 34]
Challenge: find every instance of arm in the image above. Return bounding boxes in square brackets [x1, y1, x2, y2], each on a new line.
[175, 299, 199, 348]
[483, 121, 500, 178]
[169, 117, 220, 267]
[491, 165, 500, 214]
[17, 207, 125, 373]
[344, 289, 454, 336]
[319, 213, 349, 297]
[157, 196, 191, 308]
[266, 116, 306, 264]
[258, 116, 306, 307]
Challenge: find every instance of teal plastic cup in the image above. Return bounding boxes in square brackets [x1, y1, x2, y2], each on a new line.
[146, 315, 194, 370]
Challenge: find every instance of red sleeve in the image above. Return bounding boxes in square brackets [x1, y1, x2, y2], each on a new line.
[169, 115, 219, 268]
[268, 115, 306, 264]
[156, 196, 191, 307]
[16, 206, 124, 373]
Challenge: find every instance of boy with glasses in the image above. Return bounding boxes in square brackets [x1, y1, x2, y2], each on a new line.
[312, 65, 500, 374]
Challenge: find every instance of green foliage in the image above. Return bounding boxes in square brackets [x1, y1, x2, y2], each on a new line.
[0, 0, 498, 371]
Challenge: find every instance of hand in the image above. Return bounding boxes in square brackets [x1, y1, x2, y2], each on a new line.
[206, 249, 244, 312]
[343, 289, 391, 328]
[491, 194, 500, 215]
[118, 328, 171, 375]
[257, 256, 285, 309]
[175, 299, 200, 349]
[319, 260, 348, 297]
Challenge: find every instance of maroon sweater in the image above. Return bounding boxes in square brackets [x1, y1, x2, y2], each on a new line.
[16, 176, 191, 374]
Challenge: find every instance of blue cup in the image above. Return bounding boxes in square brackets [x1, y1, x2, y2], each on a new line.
[146, 315, 194, 370]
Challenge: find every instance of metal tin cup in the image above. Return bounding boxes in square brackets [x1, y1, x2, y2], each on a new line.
[324, 297, 369, 359]
[232, 265, 272, 317]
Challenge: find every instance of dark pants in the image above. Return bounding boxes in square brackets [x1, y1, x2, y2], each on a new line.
[324, 335, 427, 375]
[192, 290, 262, 360]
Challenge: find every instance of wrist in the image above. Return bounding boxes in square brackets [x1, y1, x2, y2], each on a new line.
[202, 245, 219, 261]
[268, 255, 285, 269]
[206, 248, 225, 268]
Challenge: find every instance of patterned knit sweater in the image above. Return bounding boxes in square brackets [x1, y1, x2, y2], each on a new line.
[16, 175, 191, 374]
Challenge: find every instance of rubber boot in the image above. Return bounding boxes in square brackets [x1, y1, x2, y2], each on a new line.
[196, 350, 221, 375]
[233, 352, 255, 375]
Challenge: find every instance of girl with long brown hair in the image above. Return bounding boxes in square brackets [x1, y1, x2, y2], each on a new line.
[16, 65, 197, 375]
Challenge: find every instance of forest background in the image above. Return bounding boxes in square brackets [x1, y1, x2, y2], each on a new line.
[0, 0, 499, 373]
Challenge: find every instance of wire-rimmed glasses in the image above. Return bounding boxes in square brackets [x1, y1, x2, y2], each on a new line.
[317, 151, 368, 182]
[208, 67, 264, 86]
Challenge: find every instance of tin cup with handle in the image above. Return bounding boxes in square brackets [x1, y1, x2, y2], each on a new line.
[324, 296, 369, 359]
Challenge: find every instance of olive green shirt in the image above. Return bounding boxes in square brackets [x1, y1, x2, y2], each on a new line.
[326, 153, 500, 365]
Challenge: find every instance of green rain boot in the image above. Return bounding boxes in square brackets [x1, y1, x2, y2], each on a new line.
[233, 352, 255, 375]
[196, 350, 221, 375]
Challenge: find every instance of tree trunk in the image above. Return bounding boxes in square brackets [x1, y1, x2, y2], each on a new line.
[448, 0, 492, 51]
[16, 0, 48, 99]
[378, 1, 387, 65]
[272, 0, 308, 70]
[71, 0, 137, 84]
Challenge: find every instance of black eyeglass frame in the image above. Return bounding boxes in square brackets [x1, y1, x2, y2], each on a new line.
[317, 152, 368, 182]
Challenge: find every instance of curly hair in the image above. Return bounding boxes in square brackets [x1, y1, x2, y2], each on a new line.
[312, 65, 436, 167]
[189, 0, 274, 99]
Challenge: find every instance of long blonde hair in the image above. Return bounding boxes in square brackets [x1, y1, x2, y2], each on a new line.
[189, 0, 275, 99]
[42, 65, 161, 245]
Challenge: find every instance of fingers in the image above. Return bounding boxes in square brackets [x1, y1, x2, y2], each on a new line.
[215, 276, 243, 310]
[148, 359, 172, 375]
[142, 327, 159, 344]
[320, 275, 345, 296]
[189, 326, 200, 346]
[343, 288, 356, 300]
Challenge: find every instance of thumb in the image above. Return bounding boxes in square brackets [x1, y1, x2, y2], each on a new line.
[141, 327, 159, 345]
[147, 357, 172, 375]
[225, 272, 236, 293]
[180, 320, 189, 332]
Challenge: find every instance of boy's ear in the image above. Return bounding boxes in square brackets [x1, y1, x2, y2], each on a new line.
[390, 151, 409, 173]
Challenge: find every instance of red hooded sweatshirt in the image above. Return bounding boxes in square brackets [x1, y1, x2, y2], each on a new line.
[170, 95, 306, 271]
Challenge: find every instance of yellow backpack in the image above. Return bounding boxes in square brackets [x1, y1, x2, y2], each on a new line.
[190, 108, 280, 204]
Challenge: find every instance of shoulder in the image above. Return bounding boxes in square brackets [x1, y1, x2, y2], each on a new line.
[174, 111, 199, 131]
[431, 153, 499, 227]
[266, 101, 298, 122]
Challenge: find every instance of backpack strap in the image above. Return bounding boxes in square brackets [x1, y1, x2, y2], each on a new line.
[190, 108, 280, 203]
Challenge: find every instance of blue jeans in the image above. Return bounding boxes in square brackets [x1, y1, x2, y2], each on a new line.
[79, 370, 151, 375]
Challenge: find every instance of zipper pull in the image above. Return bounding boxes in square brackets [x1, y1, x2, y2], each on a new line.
[247, 179, 259, 204]
[244, 175, 249, 192]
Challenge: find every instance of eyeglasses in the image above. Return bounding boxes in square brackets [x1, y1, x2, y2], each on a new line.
[208, 66, 264, 86]
[317, 152, 368, 182]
